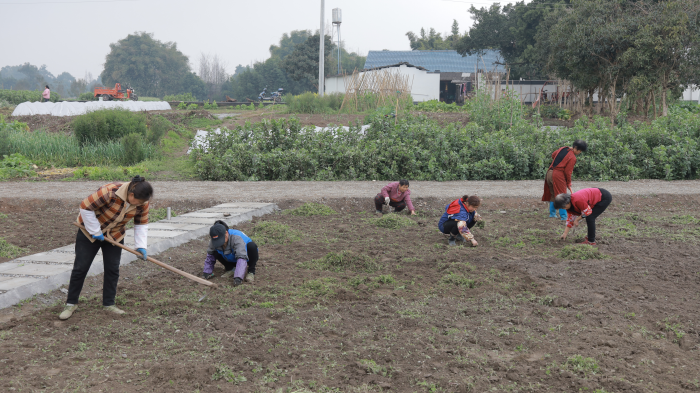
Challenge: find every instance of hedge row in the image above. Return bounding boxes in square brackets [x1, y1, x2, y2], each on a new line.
[191, 105, 700, 182]
[0, 89, 60, 104]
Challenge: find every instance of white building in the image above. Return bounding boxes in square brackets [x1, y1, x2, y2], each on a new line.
[325, 63, 440, 102]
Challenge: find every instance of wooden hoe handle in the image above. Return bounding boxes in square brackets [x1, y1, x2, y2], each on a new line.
[73, 222, 218, 289]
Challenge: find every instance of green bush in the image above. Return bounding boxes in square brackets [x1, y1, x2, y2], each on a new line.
[187, 103, 199, 110]
[68, 165, 147, 181]
[122, 133, 146, 165]
[72, 109, 147, 144]
[282, 203, 336, 216]
[0, 89, 60, 104]
[203, 101, 218, 110]
[192, 100, 700, 181]
[286, 92, 344, 114]
[0, 153, 36, 179]
[146, 115, 172, 145]
[177, 102, 187, 110]
[412, 100, 468, 113]
[164, 92, 196, 102]
[79, 92, 98, 101]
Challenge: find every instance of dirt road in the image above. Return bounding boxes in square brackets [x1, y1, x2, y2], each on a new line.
[2, 179, 700, 202]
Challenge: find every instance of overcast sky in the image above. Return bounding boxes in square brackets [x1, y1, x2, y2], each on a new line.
[0, 0, 495, 79]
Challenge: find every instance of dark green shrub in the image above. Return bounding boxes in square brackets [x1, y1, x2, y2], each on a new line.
[73, 109, 147, 144]
[286, 92, 344, 114]
[79, 92, 98, 101]
[146, 115, 172, 145]
[122, 133, 146, 165]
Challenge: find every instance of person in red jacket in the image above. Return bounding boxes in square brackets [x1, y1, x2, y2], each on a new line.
[554, 188, 612, 245]
[542, 140, 587, 220]
[374, 180, 415, 215]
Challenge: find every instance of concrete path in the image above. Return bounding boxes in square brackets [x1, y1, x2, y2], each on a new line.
[0, 202, 277, 309]
[2, 180, 700, 202]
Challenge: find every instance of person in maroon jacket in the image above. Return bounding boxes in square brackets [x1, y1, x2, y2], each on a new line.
[374, 180, 416, 215]
[542, 140, 587, 220]
[554, 188, 612, 245]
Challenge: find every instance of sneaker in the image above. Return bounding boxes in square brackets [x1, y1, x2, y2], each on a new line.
[244, 273, 254, 283]
[579, 238, 597, 246]
[233, 277, 243, 287]
[203, 272, 215, 279]
[448, 236, 456, 246]
[221, 270, 235, 279]
[59, 304, 78, 320]
[103, 305, 126, 315]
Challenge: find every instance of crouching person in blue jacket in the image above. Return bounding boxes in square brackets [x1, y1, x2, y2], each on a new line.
[438, 195, 482, 247]
[202, 220, 258, 286]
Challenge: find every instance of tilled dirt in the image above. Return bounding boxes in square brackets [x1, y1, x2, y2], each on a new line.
[1, 195, 699, 392]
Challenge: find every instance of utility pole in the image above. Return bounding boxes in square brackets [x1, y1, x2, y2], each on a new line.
[318, 0, 325, 97]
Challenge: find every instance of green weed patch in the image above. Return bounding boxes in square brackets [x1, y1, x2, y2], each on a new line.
[250, 221, 301, 246]
[299, 250, 380, 273]
[560, 244, 606, 260]
[282, 203, 336, 217]
[0, 237, 25, 259]
[440, 272, 479, 288]
[373, 214, 416, 230]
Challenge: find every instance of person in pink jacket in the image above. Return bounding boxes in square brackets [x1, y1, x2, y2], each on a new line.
[42, 85, 51, 102]
[374, 179, 416, 215]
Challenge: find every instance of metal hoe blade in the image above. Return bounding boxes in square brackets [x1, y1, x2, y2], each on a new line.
[198, 287, 215, 302]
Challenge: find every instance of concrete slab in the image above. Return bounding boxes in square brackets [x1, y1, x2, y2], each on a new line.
[199, 207, 255, 213]
[147, 230, 188, 238]
[167, 217, 222, 225]
[16, 252, 75, 263]
[147, 223, 190, 230]
[0, 263, 22, 273]
[0, 277, 43, 291]
[179, 212, 226, 218]
[3, 263, 73, 276]
[0, 202, 278, 309]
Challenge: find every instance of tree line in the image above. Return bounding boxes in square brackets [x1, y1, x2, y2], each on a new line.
[411, 0, 700, 118]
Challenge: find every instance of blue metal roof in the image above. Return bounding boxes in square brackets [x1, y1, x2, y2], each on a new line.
[364, 50, 505, 73]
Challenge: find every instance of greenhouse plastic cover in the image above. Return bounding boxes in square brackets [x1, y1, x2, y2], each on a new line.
[11, 101, 172, 117]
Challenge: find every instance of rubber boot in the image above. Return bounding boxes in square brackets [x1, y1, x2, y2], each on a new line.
[549, 202, 556, 218]
[559, 209, 567, 221]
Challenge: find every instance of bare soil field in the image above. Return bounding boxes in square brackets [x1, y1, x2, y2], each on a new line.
[1, 195, 699, 392]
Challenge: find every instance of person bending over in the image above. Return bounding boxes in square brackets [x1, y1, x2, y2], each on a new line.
[202, 220, 258, 286]
[60, 176, 153, 320]
[438, 195, 482, 247]
[542, 140, 587, 220]
[555, 188, 612, 245]
[374, 179, 415, 215]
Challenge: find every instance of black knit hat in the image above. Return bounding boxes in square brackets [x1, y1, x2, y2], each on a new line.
[209, 224, 227, 248]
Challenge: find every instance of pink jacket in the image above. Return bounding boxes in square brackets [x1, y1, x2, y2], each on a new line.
[42, 89, 50, 99]
[380, 182, 414, 211]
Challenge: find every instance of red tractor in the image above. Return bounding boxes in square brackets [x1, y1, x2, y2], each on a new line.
[93, 83, 138, 101]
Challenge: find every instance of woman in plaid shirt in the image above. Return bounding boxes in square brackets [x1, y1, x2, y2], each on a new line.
[59, 176, 153, 320]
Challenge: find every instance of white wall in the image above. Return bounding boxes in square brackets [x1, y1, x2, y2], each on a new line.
[325, 64, 440, 102]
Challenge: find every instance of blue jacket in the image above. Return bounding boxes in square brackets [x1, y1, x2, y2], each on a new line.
[438, 199, 475, 233]
[207, 229, 252, 263]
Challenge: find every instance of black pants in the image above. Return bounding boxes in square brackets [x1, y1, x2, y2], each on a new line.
[374, 194, 406, 212]
[441, 219, 475, 237]
[586, 188, 612, 243]
[67, 230, 123, 306]
[213, 241, 259, 274]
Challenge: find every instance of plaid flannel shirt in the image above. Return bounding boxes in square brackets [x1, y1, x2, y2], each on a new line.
[76, 182, 149, 242]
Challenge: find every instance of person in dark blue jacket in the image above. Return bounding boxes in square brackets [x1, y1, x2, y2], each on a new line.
[438, 195, 482, 246]
[202, 220, 258, 286]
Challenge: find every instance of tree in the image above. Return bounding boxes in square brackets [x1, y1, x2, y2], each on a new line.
[281, 34, 334, 88]
[101, 32, 199, 98]
[406, 26, 454, 50]
[269, 30, 313, 60]
[456, 0, 568, 78]
[199, 53, 229, 100]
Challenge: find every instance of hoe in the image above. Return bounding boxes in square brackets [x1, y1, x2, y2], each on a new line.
[73, 223, 217, 301]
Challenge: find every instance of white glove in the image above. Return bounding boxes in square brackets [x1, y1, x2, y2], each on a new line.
[384, 197, 390, 205]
